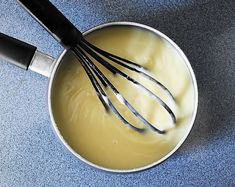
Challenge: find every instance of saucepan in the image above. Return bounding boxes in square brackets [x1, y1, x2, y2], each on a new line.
[0, 21, 198, 172]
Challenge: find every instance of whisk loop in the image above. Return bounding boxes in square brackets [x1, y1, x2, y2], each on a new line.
[72, 38, 177, 134]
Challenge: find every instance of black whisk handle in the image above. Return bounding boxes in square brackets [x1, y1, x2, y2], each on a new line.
[18, 0, 82, 49]
[0, 32, 36, 70]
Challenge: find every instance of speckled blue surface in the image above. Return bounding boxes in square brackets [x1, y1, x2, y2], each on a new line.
[0, 0, 234, 186]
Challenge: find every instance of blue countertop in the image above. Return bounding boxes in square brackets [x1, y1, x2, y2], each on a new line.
[0, 0, 234, 186]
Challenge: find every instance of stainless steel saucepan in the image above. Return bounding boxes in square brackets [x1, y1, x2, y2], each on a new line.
[0, 22, 198, 172]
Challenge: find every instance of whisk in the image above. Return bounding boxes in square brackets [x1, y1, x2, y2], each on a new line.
[18, 0, 176, 134]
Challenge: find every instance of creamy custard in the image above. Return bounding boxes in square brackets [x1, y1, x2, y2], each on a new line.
[51, 26, 195, 170]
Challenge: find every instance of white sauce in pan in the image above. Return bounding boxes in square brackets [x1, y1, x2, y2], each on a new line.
[52, 26, 195, 169]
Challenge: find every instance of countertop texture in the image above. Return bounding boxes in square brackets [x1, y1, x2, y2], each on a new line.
[0, 0, 234, 186]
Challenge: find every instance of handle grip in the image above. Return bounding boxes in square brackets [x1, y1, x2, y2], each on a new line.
[18, 0, 82, 49]
[0, 32, 36, 70]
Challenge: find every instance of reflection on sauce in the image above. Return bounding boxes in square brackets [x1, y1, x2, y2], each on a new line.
[52, 26, 195, 170]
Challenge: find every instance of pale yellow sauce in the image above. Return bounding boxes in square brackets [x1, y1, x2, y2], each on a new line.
[52, 26, 195, 170]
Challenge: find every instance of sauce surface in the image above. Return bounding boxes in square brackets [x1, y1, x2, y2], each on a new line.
[52, 26, 195, 170]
